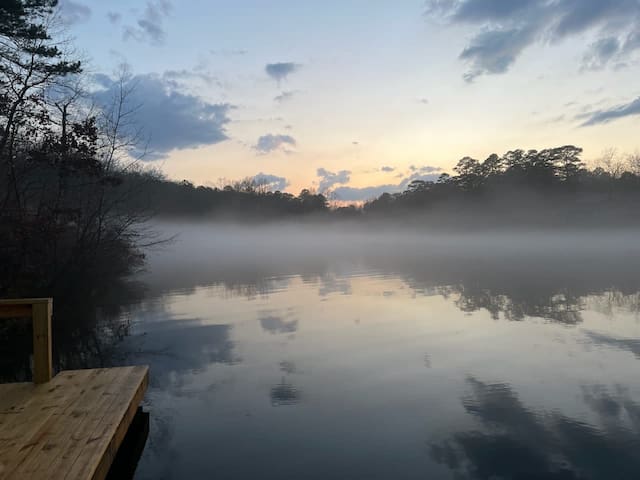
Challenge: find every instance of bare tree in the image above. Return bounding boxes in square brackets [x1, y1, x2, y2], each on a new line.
[627, 151, 640, 176]
[597, 147, 625, 179]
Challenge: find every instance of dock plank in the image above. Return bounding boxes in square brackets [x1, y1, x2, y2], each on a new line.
[9, 369, 123, 478]
[0, 366, 148, 480]
[0, 370, 97, 456]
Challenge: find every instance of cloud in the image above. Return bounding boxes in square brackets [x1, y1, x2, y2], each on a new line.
[316, 168, 351, 192]
[624, 27, 640, 52]
[381, 166, 395, 172]
[123, 0, 171, 45]
[552, 0, 638, 37]
[162, 69, 223, 90]
[254, 134, 296, 154]
[332, 166, 442, 201]
[415, 165, 441, 174]
[425, 0, 640, 80]
[460, 27, 537, 81]
[91, 73, 232, 159]
[90, 73, 114, 88]
[401, 170, 442, 186]
[582, 36, 621, 70]
[332, 184, 401, 201]
[59, 0, 91, 24]
[107, 11, 122, 24]
[253, 172, 290, 191]
[581, 96, 640, 126]
[265, 62, 301, 83]
[274, 91, 297, 103]
[210, 49, 248, 56]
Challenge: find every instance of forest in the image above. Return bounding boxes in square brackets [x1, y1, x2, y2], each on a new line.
[126, 145, 640, 228]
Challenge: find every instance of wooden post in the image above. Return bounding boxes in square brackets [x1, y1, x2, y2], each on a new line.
[0, 298, 53, 383]
[31, 299, 53, 384]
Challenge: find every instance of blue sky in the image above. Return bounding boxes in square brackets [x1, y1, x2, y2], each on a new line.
[60, 0, 640, 200]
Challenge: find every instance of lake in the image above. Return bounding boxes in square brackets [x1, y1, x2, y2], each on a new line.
[116, 224, 640, 479]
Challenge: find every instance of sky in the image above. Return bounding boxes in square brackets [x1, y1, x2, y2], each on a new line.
[59, 0, 640, 200]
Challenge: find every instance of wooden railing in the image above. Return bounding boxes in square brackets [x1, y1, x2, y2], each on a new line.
[0, 298, 53, 383]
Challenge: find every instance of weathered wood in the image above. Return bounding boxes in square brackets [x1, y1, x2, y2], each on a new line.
[0, 366, 149, 480]
[0, 304, 31, 319]
[0, 370, 101, 475]
[0, 298, 53, 384]
[69, 366, 149, 480]
[7, 369, 121, 478]
[0, 298, 51, 319]
[0, 299, 51, 306]
[31, 300, 52, 384]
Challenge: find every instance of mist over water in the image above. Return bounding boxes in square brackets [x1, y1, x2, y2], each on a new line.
[110, 222, 640, 479]
[142, 222, 640, 305]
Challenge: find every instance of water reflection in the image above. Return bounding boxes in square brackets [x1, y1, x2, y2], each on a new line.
[270, 379, 301, 406]
[121, 227, 640, 478]
[583, 330, 640, 359]
[0, 278, 142, 382]
[119, 302, 238, 390]
[259, 312, 299, 334]
[279, 361, 297, 374]
[6, 226, 640, 478]
[141, 227, 640, 323]
[430, 377, 640, 479]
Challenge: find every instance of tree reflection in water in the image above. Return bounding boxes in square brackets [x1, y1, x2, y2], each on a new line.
[0, 278, 143, 382]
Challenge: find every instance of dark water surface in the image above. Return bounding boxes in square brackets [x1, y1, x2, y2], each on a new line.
[114, 225, 640, 479]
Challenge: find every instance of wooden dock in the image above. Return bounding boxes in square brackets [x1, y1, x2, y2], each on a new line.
[0, 299, 149, 480]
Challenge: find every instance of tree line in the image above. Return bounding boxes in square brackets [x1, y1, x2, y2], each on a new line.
[362, 146, 640, 226]
[123, 172, 332, 218]
[123, 145, 640, 226]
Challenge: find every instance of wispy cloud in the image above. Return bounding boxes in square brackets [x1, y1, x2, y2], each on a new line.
[59, 0, 91, 25]
[581, 96, 640, 126]
[123, 0, 172, 46]
[107, 11, 121, 24]
[210, 49, 248, 56]
[274, 91, 298, 103]
[162, 69, 223, 90]
[582, 37, 621, 70]
[425, 0, 640, 81]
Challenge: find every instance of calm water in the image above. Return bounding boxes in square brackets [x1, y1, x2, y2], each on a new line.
[116, 224, 640, 479]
